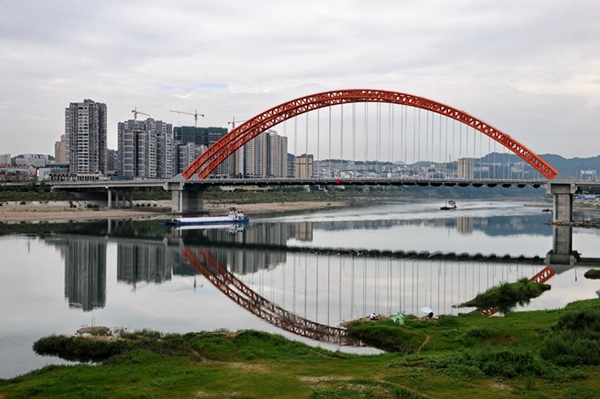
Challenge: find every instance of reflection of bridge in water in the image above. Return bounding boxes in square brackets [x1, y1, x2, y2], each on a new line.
[183, 248, 358, 346]
[43, 217, 600, 346]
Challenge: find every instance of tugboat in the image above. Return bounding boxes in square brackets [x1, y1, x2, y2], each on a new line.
[440, 200, 457, 210]
[166, 207, 249, 227]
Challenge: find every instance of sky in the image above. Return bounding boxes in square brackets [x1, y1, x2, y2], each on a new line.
[1, 0, 599, 159]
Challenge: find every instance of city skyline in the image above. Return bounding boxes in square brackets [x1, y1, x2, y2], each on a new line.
[1, 1, 599, 159]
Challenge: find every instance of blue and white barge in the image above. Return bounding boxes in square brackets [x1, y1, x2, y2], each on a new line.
[166, 208, 249, 227]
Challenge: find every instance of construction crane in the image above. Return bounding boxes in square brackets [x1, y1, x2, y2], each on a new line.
[169, 110, 204, 127]
[132, 107, 149, 121]
[228, 117, 247, 130]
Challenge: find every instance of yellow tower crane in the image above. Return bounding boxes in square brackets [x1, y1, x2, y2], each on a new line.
[169, 110, 204, 127]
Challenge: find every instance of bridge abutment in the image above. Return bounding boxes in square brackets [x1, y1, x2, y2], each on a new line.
[165, 182, 206, 215]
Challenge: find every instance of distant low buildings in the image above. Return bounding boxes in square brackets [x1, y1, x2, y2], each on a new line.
[580, 169, 597, 181]
[14, 154, 48, 168]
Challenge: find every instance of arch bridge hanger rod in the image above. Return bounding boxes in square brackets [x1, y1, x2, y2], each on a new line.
[169, 110, 204, 127]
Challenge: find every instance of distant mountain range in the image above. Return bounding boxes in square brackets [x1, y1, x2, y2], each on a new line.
[413, 153, 600, 179]
[538, 154, 600, 178]
[481, 153, 600, 179]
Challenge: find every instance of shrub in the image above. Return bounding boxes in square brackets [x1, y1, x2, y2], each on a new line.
[584, 269, 600, 279]
[346, 320, 423, 353]
[541, 308, 600, 366]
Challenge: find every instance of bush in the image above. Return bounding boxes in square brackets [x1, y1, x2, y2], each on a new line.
[346, 320, 423, 353]
[541, 308, 600, 366]
[584, 269, 600, 279]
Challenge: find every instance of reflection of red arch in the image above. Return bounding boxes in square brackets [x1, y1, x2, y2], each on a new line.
[182, 248, 359, 346]
[183, 89, 558, 180]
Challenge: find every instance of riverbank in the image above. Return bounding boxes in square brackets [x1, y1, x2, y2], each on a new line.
[3, 298, 600, 398]
[0, 200, 347, 223]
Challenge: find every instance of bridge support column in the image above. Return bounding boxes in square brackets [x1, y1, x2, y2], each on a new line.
[107, 189, 113, 208]
[127, 189, 133, 208]
[164, 182, 206, 215]
[545, 178, 579, 265]
[547, 180, 577, 222]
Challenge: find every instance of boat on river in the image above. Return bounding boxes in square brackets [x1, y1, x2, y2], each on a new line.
[440, 200, 457, 210]
[166, 208, 249, 227]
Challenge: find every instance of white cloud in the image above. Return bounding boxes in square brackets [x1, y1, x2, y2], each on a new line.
[1, 0, 599, 157]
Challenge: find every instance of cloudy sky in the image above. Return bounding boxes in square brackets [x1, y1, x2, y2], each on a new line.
[1, 0, 599, 159]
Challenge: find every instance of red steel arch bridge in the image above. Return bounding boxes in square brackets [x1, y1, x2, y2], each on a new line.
[170, 89, 580, 220]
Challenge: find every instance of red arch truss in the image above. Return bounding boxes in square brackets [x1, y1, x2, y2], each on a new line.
[183, 89, 558, 180]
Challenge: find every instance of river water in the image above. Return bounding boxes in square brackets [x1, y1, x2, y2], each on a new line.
[2, 198, 600, 378]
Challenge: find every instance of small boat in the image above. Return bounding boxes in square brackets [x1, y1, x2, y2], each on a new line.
[542, 208, 551, 213]
[166, 208, 249, 227]
[440, 200, 457, 210]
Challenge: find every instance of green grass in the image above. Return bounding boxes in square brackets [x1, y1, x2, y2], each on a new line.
[455, 277, 551, 312]
[4, 301, 600, 398]
[584, 269, 600, 279]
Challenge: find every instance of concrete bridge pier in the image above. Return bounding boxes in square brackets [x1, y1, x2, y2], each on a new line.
[545, 179, 578, 265]
[107, 189, 133, 208]
[547, 179, 577, 222]
[165, 182, 206, 215]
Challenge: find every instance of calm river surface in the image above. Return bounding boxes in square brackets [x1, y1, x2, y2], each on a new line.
[2, 198, 600, 378]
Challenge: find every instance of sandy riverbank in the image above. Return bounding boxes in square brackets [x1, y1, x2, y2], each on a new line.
[0, 200, 347, 223]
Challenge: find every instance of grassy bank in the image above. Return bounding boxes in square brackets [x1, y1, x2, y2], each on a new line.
[454, 278, 552, 312]
[3, 299, 600, 398]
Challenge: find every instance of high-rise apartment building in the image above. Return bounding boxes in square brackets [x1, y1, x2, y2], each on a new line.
[174, 126, 231, 176]
[54, 134, 66, 164]
[117, 118, 173, 178]
[240, 130, 288, 177]
[65, 99, 107, 174]
[295, 154, 314, 178]
[174, 142, 207, 174]
[173, 126, 227, 147]
[457, 157, 474, 178]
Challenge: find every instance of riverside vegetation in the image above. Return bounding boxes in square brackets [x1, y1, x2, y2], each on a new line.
[0, 181, 547, 204]
[3, 299, 600, 398]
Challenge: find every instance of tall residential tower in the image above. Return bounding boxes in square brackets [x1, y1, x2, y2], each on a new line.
[65, 99, 107, 174]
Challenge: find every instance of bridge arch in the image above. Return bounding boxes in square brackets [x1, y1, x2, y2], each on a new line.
[183, 89, 558, 180]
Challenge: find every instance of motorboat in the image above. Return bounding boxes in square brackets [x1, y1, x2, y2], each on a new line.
[166, 208, 249, 227]
[440, 200, 457, 210]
